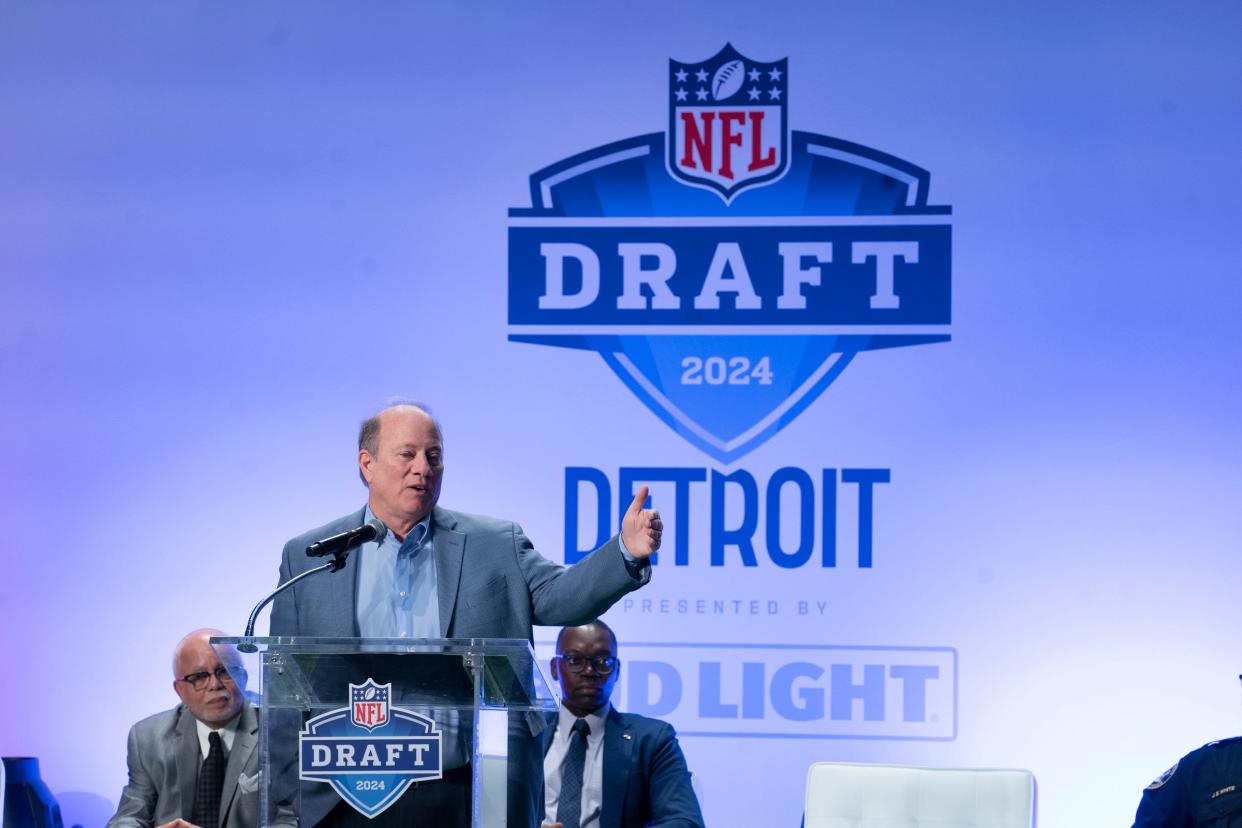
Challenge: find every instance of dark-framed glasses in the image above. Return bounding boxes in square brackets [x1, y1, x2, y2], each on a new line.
[177, 665, 239, 691]
[558, 654, 619, 674]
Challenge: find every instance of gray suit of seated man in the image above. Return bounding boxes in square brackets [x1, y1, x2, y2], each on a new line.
[107, 629, 260, 828]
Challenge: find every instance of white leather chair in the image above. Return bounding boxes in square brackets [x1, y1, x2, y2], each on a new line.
[804, 762, 1036, 827]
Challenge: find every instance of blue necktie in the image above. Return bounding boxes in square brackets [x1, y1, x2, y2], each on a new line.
[556, 719, 590, 828]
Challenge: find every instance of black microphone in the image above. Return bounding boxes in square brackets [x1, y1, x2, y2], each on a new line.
[306, 518, 387, 557]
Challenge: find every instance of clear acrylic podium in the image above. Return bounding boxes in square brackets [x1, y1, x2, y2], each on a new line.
[216, 637, 558, 828]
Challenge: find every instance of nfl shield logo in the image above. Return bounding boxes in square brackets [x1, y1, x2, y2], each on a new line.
[350, 679, 389, 732]
[668, 43, 788, 202]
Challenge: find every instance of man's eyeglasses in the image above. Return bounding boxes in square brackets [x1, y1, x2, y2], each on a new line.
[177, 665, 239, 691]
[557, 654, 619, 674]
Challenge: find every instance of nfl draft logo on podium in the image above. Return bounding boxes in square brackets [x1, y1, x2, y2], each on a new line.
[299, 679, 442, 818]
[508, 44, 953, 463]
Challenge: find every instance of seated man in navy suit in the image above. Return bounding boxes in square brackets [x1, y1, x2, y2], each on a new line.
[543, 621, 704, 828]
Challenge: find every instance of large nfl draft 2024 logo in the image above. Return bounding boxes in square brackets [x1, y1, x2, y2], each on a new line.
[299, 680, 442, 818]
[508, 44, 952, 463]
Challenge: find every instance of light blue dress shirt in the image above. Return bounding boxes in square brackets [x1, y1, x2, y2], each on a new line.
[543, 703, 610, 828]
[355, 507, 441, 639]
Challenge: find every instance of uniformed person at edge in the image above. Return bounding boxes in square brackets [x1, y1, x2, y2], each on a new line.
[1132, 735, 1242, 826]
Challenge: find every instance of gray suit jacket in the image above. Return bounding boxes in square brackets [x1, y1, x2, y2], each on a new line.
[270, 505, 650, 639]
[107, 701, 259, 828]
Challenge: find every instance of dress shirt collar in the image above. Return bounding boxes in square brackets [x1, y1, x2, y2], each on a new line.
[556, 701, 610, 744]
[365, 506, 432, 547]
[194, 710, 241, 759]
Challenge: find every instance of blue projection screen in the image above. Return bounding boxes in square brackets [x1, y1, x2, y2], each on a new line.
[2, 3, 1241, 827]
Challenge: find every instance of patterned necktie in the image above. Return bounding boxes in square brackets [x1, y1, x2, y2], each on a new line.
[192, 731, 225, 828]
[556, 718, 590, 828]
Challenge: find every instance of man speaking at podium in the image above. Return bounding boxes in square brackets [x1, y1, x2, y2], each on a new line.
[270, 401, 662, 826]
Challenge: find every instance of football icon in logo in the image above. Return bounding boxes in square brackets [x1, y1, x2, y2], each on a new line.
[712, 59, 745, 100]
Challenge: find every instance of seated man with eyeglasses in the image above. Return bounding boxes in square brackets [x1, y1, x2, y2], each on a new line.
[107, 629, 259, 828]
[542, 621, 704, 828]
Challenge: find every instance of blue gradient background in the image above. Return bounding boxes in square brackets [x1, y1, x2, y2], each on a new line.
[2, 3, 1241, 826]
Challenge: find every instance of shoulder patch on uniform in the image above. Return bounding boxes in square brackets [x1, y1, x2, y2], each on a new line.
[1147, 761, 1179, 790]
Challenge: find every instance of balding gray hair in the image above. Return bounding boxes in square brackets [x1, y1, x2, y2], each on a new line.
[357, 400, 442, 486]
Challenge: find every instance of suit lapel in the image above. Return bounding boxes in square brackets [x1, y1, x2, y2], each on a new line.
[328, 508, 366, 636]
[174, 706, 200, 822]
[218, 703, 257, 826]
[601, 709, 631, 828]
[433, 508, 464, 636]
[540, 712, 558, 758]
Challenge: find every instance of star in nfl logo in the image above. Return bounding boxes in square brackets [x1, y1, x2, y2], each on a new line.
[350, 679, 390, 732]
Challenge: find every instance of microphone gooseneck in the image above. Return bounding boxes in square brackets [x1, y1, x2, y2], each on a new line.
[238, 520, 385, 652]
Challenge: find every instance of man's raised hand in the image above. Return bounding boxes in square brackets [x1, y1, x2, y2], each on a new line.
[621, 485, 662, 559]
